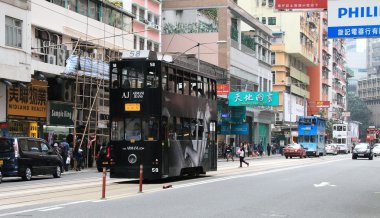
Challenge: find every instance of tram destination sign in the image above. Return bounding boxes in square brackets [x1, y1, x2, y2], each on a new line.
[228, 92, 279, 107]
[328, 0, 380, 38]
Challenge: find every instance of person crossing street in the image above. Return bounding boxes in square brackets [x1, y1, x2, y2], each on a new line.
[238, 146, 249, 167]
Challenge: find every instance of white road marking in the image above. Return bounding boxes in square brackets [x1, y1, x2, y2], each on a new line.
[38, 207, 63, 212]
[314, 182, 336, 187]
[0, 200, 90, 217]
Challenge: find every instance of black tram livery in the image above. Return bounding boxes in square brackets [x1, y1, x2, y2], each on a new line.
[108, 52, 217, 179]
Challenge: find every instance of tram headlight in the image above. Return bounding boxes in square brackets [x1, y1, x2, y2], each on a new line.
[128, 154, 137, 164]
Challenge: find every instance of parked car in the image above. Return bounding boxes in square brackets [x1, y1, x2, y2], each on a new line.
[352, 142, 373, 160]
[0, 137, 63, 181]
[325, 144, 339, 155]
[336, 144, 349, 154]
[284, 143, 307, 159]
[373, 143, 380, 157]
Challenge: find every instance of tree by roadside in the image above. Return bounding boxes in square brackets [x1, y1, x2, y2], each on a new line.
[347, 93, 374, 141]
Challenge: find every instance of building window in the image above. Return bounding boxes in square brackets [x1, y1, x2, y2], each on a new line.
[139, 38, 145, 50]
[147, 41, 152, 51]
[134, 35, 137, 49]
[88, 0, 99, 20]
[5, 16, 22, 48]
[272, 71, 276, 84]
[262, 17, 266, 24]
[78, 0, 88, 16]
[154, 43, 159, 52]
[132, 5, 137, 16]
[268, 17, 276, 25]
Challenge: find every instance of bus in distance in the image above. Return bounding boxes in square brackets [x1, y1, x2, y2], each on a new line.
[108, 51, 218, 179]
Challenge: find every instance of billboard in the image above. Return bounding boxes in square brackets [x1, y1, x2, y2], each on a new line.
[7, 80, 48, 121]
[328, 0, 380, 38]
[228, 92, 279, 107]
[217, 84, 230, 96]
[275, 0, 327, 10]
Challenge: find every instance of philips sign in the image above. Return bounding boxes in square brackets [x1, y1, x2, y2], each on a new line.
[328, 0, 380, 38]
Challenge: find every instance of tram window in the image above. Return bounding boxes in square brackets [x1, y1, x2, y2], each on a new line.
[337, 126, 342, 131]
[168, 72, 175, 93]
[112, 68, 119, 88]
[143, 117, 159, 141]
[197, 76, 205, 97]
[176, 70, 184, 94]
[342, 138, 346, 143]
[137, 70, 144, 88]
[333, 126, 337, 131]
[125, 118, 141, 141]
[162, 66, 167, 91]
[211, 80, 216, 100]
[168, 117, 176, 140]
[146, 69, 158, 88]
[183, 73, 190, 95]
[111, 117, 124, 141]
[190, 74, 197, 96]
[311, 119, 316, 125]
[310, 135, 315, 143]
[304, 135, 310, 142]
[343, 126, 346, 131]
[122, 68, 130, 88]
[204, 77, 209, 99]
[180, 118, 191, 140]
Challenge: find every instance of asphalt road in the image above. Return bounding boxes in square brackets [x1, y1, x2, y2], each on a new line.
[1, 154, 379, 218]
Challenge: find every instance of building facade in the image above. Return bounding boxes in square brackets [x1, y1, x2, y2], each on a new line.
[240, 1, 319, 143]
[0, 0, 32, 137]
[162, 0, 275, 152]
[127, 0, 161, 52]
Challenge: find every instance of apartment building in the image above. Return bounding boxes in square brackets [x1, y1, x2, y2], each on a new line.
[358, 38, 380, 126]
[0, 0, 32, 136]
[129, 0, 161, 51]
[162, 0, 275, 150]
[239, 0, 319, 142]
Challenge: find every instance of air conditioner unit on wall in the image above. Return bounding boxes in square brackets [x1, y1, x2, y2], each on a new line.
[62, 80, 73, 102]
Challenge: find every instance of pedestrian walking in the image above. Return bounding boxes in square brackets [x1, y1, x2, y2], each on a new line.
[226, 145, 234, 162]
[258, 142, 264, 157]
[238, 146, 249, 167]
[267, 143, 271, 157]
[60, 140, 70, 171]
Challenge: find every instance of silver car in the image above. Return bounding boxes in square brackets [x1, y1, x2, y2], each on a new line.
[373, 144, 380, 157]
[326, 144, 338, 155]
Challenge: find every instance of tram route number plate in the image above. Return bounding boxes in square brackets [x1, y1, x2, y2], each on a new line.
[152, 168, 159, 173]
[125, 103, 141, 111]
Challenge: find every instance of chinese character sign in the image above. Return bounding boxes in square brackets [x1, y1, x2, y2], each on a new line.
[228, 92, 279, 107]
[276, 0, 327, 10]
[328, 0, 380, 38]
[7, 80, 48, 119]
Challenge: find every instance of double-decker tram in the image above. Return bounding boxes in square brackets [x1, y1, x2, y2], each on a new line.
[298, 116, 326, 157]
[108, 51, 218, 179]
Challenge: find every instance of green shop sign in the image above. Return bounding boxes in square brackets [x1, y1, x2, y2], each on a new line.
[228, 92, 279, 106]
[49, 102, 73, 126]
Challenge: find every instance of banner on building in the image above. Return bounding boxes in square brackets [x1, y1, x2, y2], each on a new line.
[328, 0, 380, 38]
[49, 102, 73, 126]
[0, 84, 6, 122]
[275, 0, 327, 10]
[228, 92, 279, 107]
[217, 84, 230, 96]
[7, 80, 48, 121]
[308, 101, 330, 108]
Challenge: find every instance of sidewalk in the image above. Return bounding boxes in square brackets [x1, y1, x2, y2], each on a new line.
[217, 154, 283, 162]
